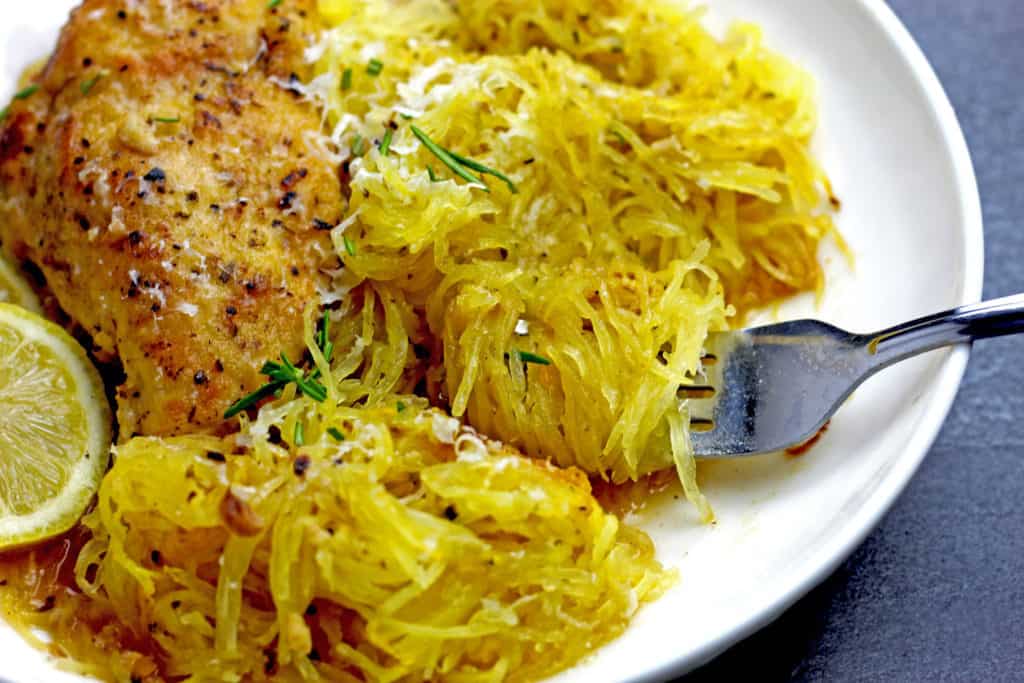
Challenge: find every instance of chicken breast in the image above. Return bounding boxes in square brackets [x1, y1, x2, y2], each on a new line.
[0, 0, 344, 437]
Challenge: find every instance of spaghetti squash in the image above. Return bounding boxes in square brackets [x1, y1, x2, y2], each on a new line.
[308, 0, 839, 516]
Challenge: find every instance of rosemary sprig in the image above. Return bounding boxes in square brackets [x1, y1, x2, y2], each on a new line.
[224, 310, 335, 418]
[410, 125, 488, 191]
[410, 126, 517, 192]
[447, 150, 518, 193]
[80, 72, 106, 95]
[14, 84, 39, 100]
[379, 127, 394, 156]
[513, 349, 552, 366]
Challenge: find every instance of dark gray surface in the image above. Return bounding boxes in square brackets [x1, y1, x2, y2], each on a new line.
[681, 2, 1024, 681]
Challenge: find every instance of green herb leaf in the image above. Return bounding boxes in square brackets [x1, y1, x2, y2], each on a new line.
[0, 107, 9, 123]
[411, 125, 488, 191]
[267, 0, 283, 8]
[427, 165, 439, 182]
[327, 427, 345, 442]
[447, 150, 518, 193]
[224, 381, 286, 419]
[366, 58, 383, 76]
[340, 68, 353, 91]
[80, 72, 105, 95]
[343, 235, 357, 256]
[153, 115, 180, 124]
[14, 84, 39, 100]
[396, 401, 406, 413]
[294, 421, 305, 446]
[514, 349, 552, 366]
[379, 127, 394, 157]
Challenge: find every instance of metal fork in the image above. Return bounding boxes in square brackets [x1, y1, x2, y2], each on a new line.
[687, 294, 1024, 457]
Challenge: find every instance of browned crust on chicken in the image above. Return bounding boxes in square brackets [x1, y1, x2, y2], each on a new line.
[0, 0, 344, 438]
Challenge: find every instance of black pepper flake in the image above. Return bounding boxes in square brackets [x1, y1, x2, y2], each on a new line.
[37, 596, 56, 612]
[206, 451, 226, 463]
[76, 214, 90, 231]
[150, 549, 162, 565]
[264, 649, 278, 675]
[293, 455, 311, 476]
[210, 203, 221, 212]
[116, 9, 126, 19]
[171, 600, 181, 609]
[312, 218, 332, 231]
[225, 305, 237, 316]
[81, 138, 91, 148]
[443, 504, 458, 521]
[308, 649, 321, 662]
[271, 219, 284, 228]
[194, 370, 208, 385]
[305, 603, 317, 616]
[128, 230, 143, 245]
[73, 156, 85, 165]
[214, 359, 224, 372]
[83, 57, 93, 67]
[268, 425, 283, 444]
[186, 190, 199, 201]
[278, 191, 297, 210]
[143, 167, 166, 182]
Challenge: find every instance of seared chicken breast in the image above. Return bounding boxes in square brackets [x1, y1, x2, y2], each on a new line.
[0, 0, 343, 437]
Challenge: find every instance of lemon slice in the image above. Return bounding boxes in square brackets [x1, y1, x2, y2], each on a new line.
[0, 255, 42, 314]
[0, 303, 111, 549]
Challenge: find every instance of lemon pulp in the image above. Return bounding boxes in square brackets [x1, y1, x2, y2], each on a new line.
[0, 303, 111, 549]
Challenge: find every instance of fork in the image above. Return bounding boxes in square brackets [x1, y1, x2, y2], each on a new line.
[686, 294, 1024, 457]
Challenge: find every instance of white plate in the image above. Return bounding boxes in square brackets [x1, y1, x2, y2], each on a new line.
[0, 1, 983, 681]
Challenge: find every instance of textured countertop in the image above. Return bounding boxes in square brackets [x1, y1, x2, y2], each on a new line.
[683, 1, 1024, 680]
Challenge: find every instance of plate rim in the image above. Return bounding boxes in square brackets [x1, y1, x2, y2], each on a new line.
[630, 0, 985, 679]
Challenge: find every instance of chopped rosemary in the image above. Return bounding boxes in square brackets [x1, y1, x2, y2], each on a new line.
[514, 349, 552, 366]
[224, 310, 335, 418]
[327, 427, 345, 442]
[267, 0, 282, 8]
[447, 150, 518, 193]
[411, 125, 488, 191]
[343, 235, 357, 256]
[379, 127, 394, 156]
[396, 400, 406, 413]
[14, 84, 39, 100]
[351, 134, 366, 157]
[340, 68, 352, 91]
[366, 58, 383, 76]
[153, 115, 180, 124]
[294, 421, 305, 446]
[80, 72, 105, 95]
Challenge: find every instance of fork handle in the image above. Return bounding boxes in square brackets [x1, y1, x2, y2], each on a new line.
[865, 293, 1024, 368]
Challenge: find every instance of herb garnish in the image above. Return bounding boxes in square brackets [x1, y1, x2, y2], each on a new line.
[14, 85, 39, 100]
[340, 68, 352, 91]
[154, 115, 180, 124]
[224, 311, 334, 418]
[379, 127, 393, 156]
[342, 235, 357, 256]
[427, 165, 439, 182]
[366, 59, 383, 76]
[410, 125, 517, 193]
[327, 427, 345, 442]
[513, 349, 552, 366]
[80, 72, 106, 95]
[293, 421, 305, 446]
[396, 401, 406, 413]
[267, 0, 283, 8]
